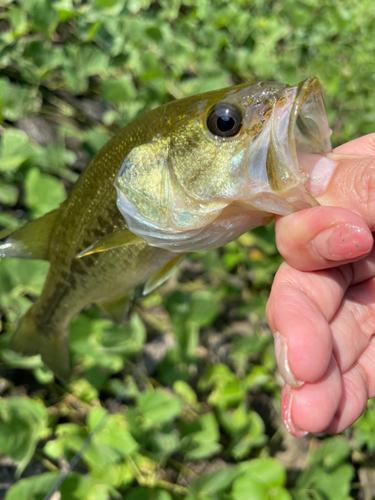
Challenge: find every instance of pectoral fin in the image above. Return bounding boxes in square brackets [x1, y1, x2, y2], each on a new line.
[96, 291, 134, 324]
[143, 254, 186, 295]
[76, 228, 142, 259]
[0, 209, 60, 260]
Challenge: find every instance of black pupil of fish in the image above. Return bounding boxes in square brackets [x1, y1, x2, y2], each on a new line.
[217, 115, 235, 132]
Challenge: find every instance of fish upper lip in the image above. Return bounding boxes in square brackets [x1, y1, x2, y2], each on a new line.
[273, 76, 332, 190]
[288, 76, 321, 160]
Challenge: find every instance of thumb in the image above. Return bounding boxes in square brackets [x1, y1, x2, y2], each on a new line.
[317, 155, 375, 230]
[305, 133, 375, 231]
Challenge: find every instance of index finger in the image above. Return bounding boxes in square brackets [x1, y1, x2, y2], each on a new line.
[275, 133, 375, 271]
[332, 133, 375, 156]
[315, 133, 375, 230]
[275, 206, 373, 272]
[317, 154, 375, 230]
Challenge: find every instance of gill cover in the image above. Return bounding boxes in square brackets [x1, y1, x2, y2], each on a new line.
[114, 78, 332, 253]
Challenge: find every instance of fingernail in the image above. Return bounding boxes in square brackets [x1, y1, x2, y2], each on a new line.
[313, 224, 373, 260]
[298, 153, 337, 197]
[281, 385, 308, 438]
[274, 331, 304, 388]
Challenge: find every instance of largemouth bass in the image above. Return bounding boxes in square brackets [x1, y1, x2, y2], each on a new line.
[0, 77, 332, 380]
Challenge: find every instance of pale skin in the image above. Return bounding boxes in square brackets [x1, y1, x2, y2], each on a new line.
[267, 133, 375, 436]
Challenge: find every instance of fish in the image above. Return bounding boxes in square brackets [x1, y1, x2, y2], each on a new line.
[0, 77, 332, 380]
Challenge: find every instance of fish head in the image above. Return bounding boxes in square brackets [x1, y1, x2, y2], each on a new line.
[114, 77, 332, 252]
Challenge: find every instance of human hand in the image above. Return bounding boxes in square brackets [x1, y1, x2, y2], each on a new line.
[266, 134, 375, 436]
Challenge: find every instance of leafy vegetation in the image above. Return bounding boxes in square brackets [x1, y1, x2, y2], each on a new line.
[0, 0, 375, 498]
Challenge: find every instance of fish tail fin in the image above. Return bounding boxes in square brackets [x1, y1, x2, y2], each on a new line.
[10, 306, 70, 381]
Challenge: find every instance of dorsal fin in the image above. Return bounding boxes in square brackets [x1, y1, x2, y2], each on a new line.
[143, 254, 185, 295]
[76, 228, 142, 259]
[0, 209, 60, 261]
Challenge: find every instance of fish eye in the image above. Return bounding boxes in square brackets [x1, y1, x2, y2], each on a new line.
[207, 104, 242, 138]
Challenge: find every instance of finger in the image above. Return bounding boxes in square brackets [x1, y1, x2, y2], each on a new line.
[350, 245, 375, 285]
[282, 355, 342, 436]
[329, 275, 375, 373]
[317, 154, 375, 231]
[333, 133, 375, 156]
[327, 335, 375, 432]
[358, 335, 375, 398]
[325, 364, 368, 434]
[267, 263, 349, 384]
[299, 134, 375, 196]
[275, 207, 373, 271]
[268, 248, 375, 385]
[292, 281, 375, 435]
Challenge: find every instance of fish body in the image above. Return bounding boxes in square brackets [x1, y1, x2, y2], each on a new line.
[0, 78, 332, 379]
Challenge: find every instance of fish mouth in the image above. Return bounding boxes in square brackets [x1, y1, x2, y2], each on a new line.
[290, 77, 331, 158]
[248, 76, 332, 215]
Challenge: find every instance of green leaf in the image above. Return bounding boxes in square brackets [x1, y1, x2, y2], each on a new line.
[178, 412, 221, 460]
[68, 378, 99, 403]
[24, 168, 66, 217]
[208, 378, 244, 409]
[32, 143, 76, 175]
[0, 397, 49, 475]
[59, 472, 118, 500]
[0, 258, 49, 296]
[188, 291, 219, 327]
[95, 0, 123, 8]
[0, 212, 24, 230]
[54, 0, 76, 22]
[188, 465, 241, 497]
[5, 472, 61, 500]
[8, 6, 28, 37]
[314, 464, 354, 500]
[0, 79, 41, 122]
[173, 380, 198, 405]
[0, 351, 45, 371]
[238, 459, 287, 488]
[100, 313, 146, 355]
[79, 45, 110, 76]
[21, 0, 59, 36]
[0, 182, 18, 206]
[101, 75, 137, 105]
[353, 399, 375, 451]
[137, 389, 183, 427]
[230, 413, 267, 460]
[311, 436, 351, 469]
[231, 459, 289, 500]
[86, 407, 138, 460]
[149, 429, 180, 460]
[0, 129, 34, 172]
[43, 422, 83, 461]
[33, 364, 55, 384]
[124, 489, 173, 500]
[294, 437, 355, 500]
[231, 476, 268, 500]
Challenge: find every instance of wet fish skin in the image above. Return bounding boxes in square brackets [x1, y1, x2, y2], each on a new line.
[0, 79, 331, 379]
